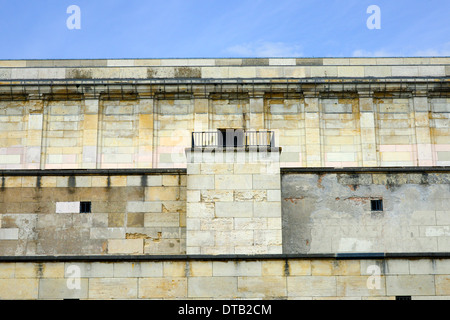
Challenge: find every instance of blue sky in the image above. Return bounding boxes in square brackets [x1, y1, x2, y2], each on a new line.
[0, 0, 449, 59]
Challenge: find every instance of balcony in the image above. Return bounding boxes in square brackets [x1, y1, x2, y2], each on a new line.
[191, 130, 276, 149]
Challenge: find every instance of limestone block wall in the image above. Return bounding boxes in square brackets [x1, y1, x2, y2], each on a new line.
[155, 99, 193, 168]
[0, 100, 43, 170]
[282, 169, 450, 254]
[185, 148, 283, 255]
[431, 98, 450, 165]
[0, 57, 448, 170]
[0, 256, 448, 300]
[0, 171, 186, 256]
[0, 95, 448, 170]
[265, 97, 304, 167]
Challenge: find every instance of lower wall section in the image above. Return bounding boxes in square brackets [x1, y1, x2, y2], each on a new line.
[282, 169, 450, 254]
[0, 256, 449, 300]
[0, 170, 187, 256]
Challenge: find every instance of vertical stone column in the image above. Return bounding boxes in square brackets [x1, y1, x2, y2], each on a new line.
[137, 98, 154, 168]
[152, 97, 160, 168]
[304, 93, 322, 167]
[185, 146, 283, 255]
[413, 93, 434, 166]
[193, 94, 210, 132]
[25, 100, 44, 169]
[81, 98, 99, 169]
[359, 91, 378, 167]
[249, 93, 265, 130]
[39, 100, 50, 170]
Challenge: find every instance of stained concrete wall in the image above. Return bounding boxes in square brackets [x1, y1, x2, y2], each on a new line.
[2, 169, 449, 257]
[0, 171, 186, 256]
[0, 257, 448, 300]
[282, 170, 450, 254]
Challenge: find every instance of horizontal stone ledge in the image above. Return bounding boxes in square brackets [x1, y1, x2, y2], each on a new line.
[1, 167, 450, 177]
[0, 252, 449, 263]
[281, 166, 450, 174]
[0, 168, 187, 177]
[0, 57, 448, 68]
[0, 76, 448, 84]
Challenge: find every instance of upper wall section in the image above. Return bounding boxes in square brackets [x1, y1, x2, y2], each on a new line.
[0, 57, 449, 80]
[0, 58, 449, 169]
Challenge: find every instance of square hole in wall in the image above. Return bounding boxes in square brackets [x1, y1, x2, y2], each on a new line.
[80, 201, 92, 213]
[371, 199, 383, 212]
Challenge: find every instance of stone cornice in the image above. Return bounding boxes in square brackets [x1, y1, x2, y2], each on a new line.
[0, 78, 448, 100]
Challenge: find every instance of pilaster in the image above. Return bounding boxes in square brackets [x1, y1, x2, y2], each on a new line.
[358, 91, 378, 167]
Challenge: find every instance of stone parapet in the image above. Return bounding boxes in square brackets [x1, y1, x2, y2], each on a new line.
[0, 57, 449, 81]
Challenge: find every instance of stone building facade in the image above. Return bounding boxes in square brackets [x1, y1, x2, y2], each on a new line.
[0, 57, 449, 299]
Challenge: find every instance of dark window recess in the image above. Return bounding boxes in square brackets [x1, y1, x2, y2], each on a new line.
[371, 199, 383, 212]
[396, 296, 412, 301]
[80, 202, 92, 213]
[218, 129, 244, 147]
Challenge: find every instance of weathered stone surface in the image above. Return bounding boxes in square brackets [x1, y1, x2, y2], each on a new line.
[311, 260, 360, 276]
[39, 279, 89, 299]
[386, 275, 436, 296]
[435, 275, 450, 296]
[234, 190, 266, 202]
[287, 276, 337, 297]
[238, 276, 287, 298]
[139, 277, 187, 299]
[88, 278, 138, 299]
[215, 202, 253, 218]
[215, 175, 253, 190]
[108, 239, 144, 254]
[188, 277, 237, 298]
[189, 261, 213, 277]
[200, 190, 233, 202]
[0, 258, 447, 299]
[336, 276, 386, 297]
[282, 172, 450, 254]
[0, 279, 39, 299]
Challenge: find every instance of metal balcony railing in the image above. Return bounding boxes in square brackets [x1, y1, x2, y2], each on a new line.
[191, 130, 275, 148]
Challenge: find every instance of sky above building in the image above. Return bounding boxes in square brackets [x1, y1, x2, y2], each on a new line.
[0, 0, 449, 59]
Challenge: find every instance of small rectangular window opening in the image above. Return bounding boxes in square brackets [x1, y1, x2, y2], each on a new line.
[80, 201, 92, 213]
[396, 296, 412, 301]
[371, 199, 383, 212]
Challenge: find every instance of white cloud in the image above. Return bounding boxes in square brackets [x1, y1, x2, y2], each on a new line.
[226, 41, 303, 58]
[352, 43, 450, 57]
[351, 49, 398, 57]
[414, 45, 450, 57]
